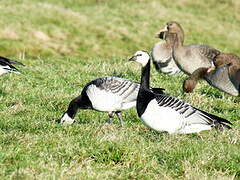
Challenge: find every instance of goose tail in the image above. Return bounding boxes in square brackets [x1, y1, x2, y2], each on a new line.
[9, 59, 25, 66]
[0, 56, 25, 66]
[198, 109, 233, 130]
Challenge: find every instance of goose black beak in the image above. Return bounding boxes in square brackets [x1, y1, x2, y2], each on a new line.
[155, 31, 165, 39]
[56, 119, 61, 123]
[128, 56, 136, 61]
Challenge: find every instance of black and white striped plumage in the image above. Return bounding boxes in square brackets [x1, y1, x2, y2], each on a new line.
[0, 56, 24, 75]
[129, 50, 232, 134]
[59, 76, 164, 125]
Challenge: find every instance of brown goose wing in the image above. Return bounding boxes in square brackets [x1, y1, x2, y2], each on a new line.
[197, 45, 221, 61]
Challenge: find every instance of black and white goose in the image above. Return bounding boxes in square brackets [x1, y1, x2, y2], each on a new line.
[129, 50, 232, 134]
[0, 56, 24, 75]
[59, 76, 164, 125]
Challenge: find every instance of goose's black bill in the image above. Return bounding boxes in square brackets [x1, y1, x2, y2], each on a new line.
[155, 31, 165, 39]
[129, 56, 136, 61]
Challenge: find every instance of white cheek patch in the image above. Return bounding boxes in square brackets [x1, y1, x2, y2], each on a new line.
[60, 113, 75, 124]
[136, 56, 149, 67]
[133, 51, 150, 67]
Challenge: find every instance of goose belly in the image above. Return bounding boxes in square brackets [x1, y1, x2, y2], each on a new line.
[140, 99, 184, 134]
[86, 85, 123, 112]
[121, 101, 136, 110]
[161, 58, 182, 75]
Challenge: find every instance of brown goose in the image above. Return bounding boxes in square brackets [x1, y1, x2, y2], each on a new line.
[158, 21, 240, 96]
[152, 31, 181, 75]
[210, 53, 240, 94]
[158, 21, 220, 75]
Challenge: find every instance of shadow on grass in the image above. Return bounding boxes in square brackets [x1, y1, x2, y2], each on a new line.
[137, 127, 207, 143]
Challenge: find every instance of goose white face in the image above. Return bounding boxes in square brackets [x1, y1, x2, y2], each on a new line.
[60, 113, 75, 124]
[129, 50, 150, 67]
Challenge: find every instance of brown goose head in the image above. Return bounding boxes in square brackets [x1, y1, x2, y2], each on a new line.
[183, 78, 197, 93]
[157, 21, 184, 46]
[183, 67, 209, 93]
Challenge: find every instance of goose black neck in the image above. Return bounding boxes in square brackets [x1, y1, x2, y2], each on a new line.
[65, 93, 92, 119]
[66, 96, 81, 119]
[140, 60, 150, 89]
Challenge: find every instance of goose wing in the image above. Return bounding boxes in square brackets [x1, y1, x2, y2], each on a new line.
[0, 56, 24, 74]
[0, 56, 24, 66]
[86, 76, 140, 108]
[194, 44, 221, 61]
[92, 77, 164, 99]
[155, 94, 232, 133]
[0, 61, 18, 71]
[99, 77, 139, 101]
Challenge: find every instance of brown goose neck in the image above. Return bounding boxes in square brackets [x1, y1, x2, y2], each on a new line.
[170, 33, 184, 49]
[190, 67, 209, 80]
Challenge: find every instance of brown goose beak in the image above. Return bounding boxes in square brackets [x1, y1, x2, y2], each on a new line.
[128, 56, 136, 61]
[158, 25, 168, 32]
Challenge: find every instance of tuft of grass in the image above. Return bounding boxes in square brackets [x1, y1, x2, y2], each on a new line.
[0, 0, 239, 179]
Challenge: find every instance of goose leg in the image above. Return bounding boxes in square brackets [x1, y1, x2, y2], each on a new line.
[116, 111, 123, 127]
[108, 112, 114, 124]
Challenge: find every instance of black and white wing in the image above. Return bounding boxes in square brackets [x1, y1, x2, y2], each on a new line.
[0, 56, 24, 75]
[0, 56, 24, 66]
[94, 76, 140, 102]
[155, 94, 232, 133]
[92, 76, 165, 101]
[84, 76, 140, 111]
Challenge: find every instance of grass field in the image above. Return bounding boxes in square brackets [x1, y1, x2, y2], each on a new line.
[0, 0, 240, 179]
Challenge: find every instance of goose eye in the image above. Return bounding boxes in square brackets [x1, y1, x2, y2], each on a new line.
[138, 54, 142, 56]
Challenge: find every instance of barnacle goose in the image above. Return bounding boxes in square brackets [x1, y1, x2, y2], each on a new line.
[129, 50, 232, 134]
[59, 76, 164, 125]
[0, 56, 24, 75]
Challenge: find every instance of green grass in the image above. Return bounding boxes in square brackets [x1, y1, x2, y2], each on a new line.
[0, 0, 240, 179]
